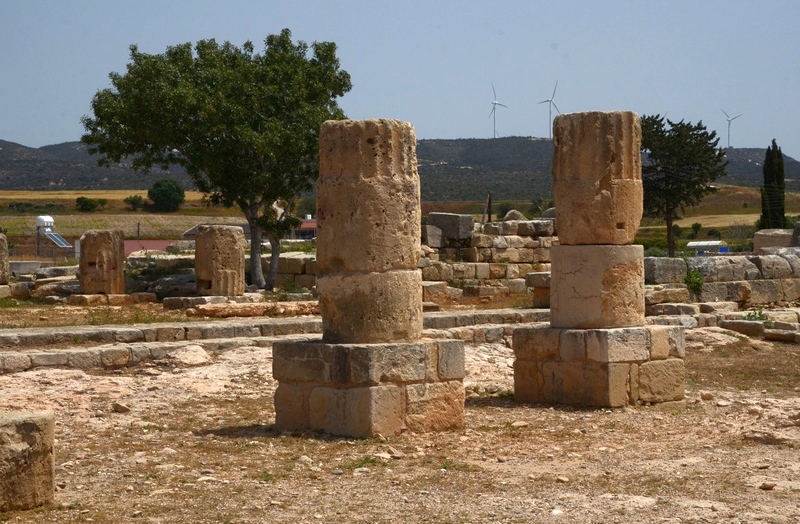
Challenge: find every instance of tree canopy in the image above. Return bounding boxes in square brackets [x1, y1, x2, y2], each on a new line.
[641, 115, 728, 257]
[81, 29, 352, 288]
[759, 139, 785, 229]
[148, 178, 185, 212]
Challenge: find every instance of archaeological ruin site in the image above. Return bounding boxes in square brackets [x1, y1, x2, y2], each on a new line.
[1, 115, 799, 522]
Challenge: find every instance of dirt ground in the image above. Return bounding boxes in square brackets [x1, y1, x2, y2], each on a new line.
[1, 327, 799, 523]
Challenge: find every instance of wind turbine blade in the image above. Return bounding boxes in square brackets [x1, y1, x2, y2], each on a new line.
[732, 114, 742, 120]
[492, 84, 497, 99]
[721, 109, 730, 119]
[489, 106, 496, 118]
[498, 103, 508, 108]
[552, 101, 561, 115]
[538, 99, 549, 104]
[552, 80, 558, 99]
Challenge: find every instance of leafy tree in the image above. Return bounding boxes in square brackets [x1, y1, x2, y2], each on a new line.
[671, 224, 683, 238]
[124, 194, 145, 211]
[707, 228, 721, 240]
[759, 139, 785, 229]
[641, 115, 727, 257]
[147, 178, 185, 212]
[76, 196, 99, 212]
[81, 29, 352, 289]
[690, 222, 702, 238]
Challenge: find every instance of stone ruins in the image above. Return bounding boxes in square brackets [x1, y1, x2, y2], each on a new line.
[513, 111, 686, 407]
[78, 230, 125, 295]
[0, 411, 54, 512]
[0, 233, 9, 286]
[194, 225, 246, 296]
[272, 119, 465, 437]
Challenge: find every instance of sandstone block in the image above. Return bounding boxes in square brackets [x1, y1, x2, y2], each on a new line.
[423, 225, 446, 248]
[644, 257, 687, 284]
[295, 274, 316, 290]
[552, 111, 642, 245]
[79, 230, 125, 294]
[753, 228, 792, 252]
[697, 281, 751, 303]
[436, 339, 466, 380]
[648, 303, 700, 316]
[779, 253, 800, 276]
[646, 325, 685, 359]
[748, 255, 793, 279]
[273, 382, 315, 431]
[637, 359, 685, 403]
[195, 225, 246, 296]
[317, 270, 422, 343]
[309, 385, 403, 438]
[698, 301, 739, 313]
[532, 287, 550, 308]
[427, 213, 474, 241]
[748, 279, 782, 305]
[540, 361, 630, 407]
[550, 245, 645, 329]
[513, 325, 560, 361]
[2, 353, 30, 373]
[474, 263, 491, 280]
[405, 381, 465, 432]
[482, 222, 502, 235]
[317, 119, 420, 273]
[506, 278, 528, 294]
[525, 272, 550, 288]
[718, 320, 765, 337]
[585, 328, 649, 363]
[686, 257, 759, 283]
[470, 233, 493, 248]
[422, 281, 448, 302]
[0, 411, 54, 511]
[514, 360, 543, 403]
[781, 278, 800, 302]
[0, 234, 8, 285]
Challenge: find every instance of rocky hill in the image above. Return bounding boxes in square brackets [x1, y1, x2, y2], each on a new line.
[1, 137, 798, 201]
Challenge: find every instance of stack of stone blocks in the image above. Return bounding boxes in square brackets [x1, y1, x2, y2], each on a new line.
[265, 252, 317, 291]
[272, 119, 465, 437]
[420, 212, 556, 299]
[513, 111, 685, 407]
[78, 229, 125, 295]
[195, 225, 246, 296]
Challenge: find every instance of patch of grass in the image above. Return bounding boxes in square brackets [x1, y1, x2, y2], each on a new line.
[440, 458, 481, 472]
[341, 455, 380, 470]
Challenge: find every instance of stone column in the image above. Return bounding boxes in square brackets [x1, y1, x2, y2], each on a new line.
[195, 225, 246, 296]
[79, 230, 125, 295]
[273, 119, 465, 437]
[0, 233, 9, 285]
[514, 111, 685, 407]
[0, 411, 55, 512]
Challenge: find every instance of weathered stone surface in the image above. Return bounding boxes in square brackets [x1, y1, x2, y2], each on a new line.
[423, 225, 446, 248]
[637, 359, 685, 403]
[317, 270, 422, 343]
[718, 319, 765, 337]
[647, 325, 685, 359]
[753, 228, 792, 252]
[552, 111, 642, 245]
[648, 303, 700, 316]
[273, 382, 315, 431]
[698, 301, 739, 313]
[316, 119, 420, 273]
[748, 255, 793, 280]
[79, 229, 125, 294]
[697, 281, 751, 303]
[309, 385, 403, 438]
[195, 225, 245, 296]
[781, 279, 800, 302]
[585, 328, 649, 363]
[0, 411, 54, 511]
[422, 281, 448, 302]
[686, 257, 759, 283]
[435, 339, 466, 380]
[0, 234, 9, 285]
[551, 245, 645, 329]
[517, 220, 555, 238]
[2, 353, 31, 373]
[525, 272, 550, 288]
[427, 213, 474, 241]
[540, 361, 631, 407]
[644, 257, 687, 284]
[405, 381, 465, 432]
[748, 279, 783, 305]
[645, 285, 691, 305]
[779, 253, 800, 277]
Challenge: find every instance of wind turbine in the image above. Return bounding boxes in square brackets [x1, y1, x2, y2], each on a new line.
[489, 84, 508, 138]
[721, 109, 742, 149]
[538, 81, 560, 139]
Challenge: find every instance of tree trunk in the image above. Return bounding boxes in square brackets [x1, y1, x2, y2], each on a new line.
[243, 203, 266, 288]
[666, 215, 675, 258]
[264, 231, 280, 291]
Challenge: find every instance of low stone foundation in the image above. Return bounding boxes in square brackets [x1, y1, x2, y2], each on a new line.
[273, 338, 465, 437]
[0, 410, 55, 512]
[513, 325, 685, 407]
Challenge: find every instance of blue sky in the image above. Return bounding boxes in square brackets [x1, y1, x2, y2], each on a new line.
[2, 0, 798, 159]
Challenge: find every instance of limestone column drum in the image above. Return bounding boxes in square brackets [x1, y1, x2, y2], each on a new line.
[0, 411, 55, 512]
[195, 225, 246, 296]
[79, 229, 125, 295]
[514, 111, 685, 407]
[273, 119, 465, 437]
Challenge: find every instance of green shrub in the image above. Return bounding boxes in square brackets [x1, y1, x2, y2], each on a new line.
[76, 196, 99, 212]
[684, 268, 704, 295]
[148, 178, 185, 212]
[124, 194, 145, 211]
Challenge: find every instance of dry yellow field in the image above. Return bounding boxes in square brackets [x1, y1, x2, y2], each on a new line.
[0, 190, 207, 203]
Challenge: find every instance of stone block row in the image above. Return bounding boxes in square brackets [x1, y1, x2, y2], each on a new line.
[470, 233, 555, 250]
[480, 220, 555, 238]
[420, 260, 539, 281]
[273, 338, 465, 437]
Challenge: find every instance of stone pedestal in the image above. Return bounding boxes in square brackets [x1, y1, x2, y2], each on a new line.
[79, 230, 125, 294]
[0, 411, 55, 512]
[273, 119, 465, 436]
[195, 225, 246, 296]
[514, 111, 684, 407]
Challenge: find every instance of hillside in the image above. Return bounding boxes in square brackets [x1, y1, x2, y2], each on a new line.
[1, 137, 798, 201]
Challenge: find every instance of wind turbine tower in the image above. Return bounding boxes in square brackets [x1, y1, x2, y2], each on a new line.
[538, 81, 560, 140]
[721, 109, 742, 149]
[489, 84, 508, 138]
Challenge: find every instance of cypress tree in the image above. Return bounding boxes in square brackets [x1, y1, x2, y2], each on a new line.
[760, 139, 785, 229]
